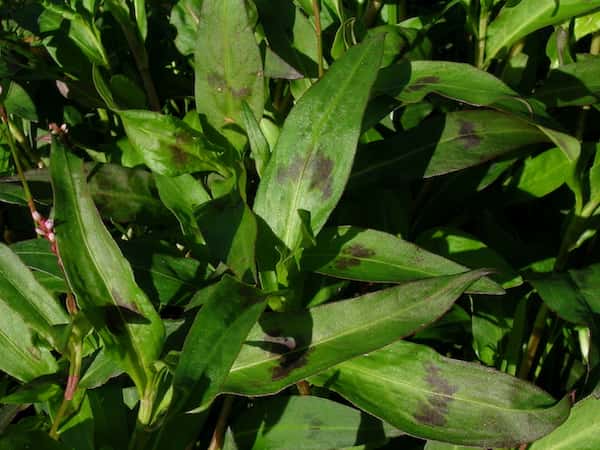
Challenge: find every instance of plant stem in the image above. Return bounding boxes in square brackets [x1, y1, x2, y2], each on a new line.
[312, 0, 324, 78]
[474, 1, 488, 68]
[207, 396, 234, 450]
[297, 380, 311, 395]
[0, 107, 34, 211]
[364, 0, 383, 27]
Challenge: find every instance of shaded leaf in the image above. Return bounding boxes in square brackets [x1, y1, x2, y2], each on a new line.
[223, 270, 488, 395]
[11, 239, 67, 293]
[222, 396, 401, 450]
[1, 81, 37, 121]
[173, 275, 266, 412]
[51, 140, 164, 393]
[254, 36, 384, 250]
[311, 340, 570, 447]
[301, 226, 503, 295]
[535, 57, 600, 107]
[170, 0, 202, 56]
[351, 110, 548, 184]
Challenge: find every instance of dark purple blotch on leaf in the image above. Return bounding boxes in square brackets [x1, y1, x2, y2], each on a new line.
[414, 362, 458, 427]
[343, 244, 375, 258]
[309, 153, 334, 199]
[334, 257, 361, 270]
[457, 120, 482, 149]
[271, 348, 313, 380]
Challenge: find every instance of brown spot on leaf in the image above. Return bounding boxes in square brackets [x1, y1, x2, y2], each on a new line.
[414, 362, 458, 427]
[457, 120, 482, 149]
[309, 154, 334, 199]
[111, 289, 140, 314]
[334, 257, 361, 270]
[405, 76, 440, 92]
[207, 72, 227, 93]
[343, 244, 375, 258]
[271, 348, 313, 380]
[170, 145, 191, 167]
[231, 86, 251, 98]
[277, 155, 304, 183]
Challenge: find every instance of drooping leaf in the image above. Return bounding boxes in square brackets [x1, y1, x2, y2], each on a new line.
[0, 244, 69, 350]
[50, 140, 164, 393]
[301, 226, 503, 295]
[311, 340, 570, 447]
[1, 81, 37, 121]
[120, 109, 230, 177]
[351, 110, 548, 185]
[194, 0, 264, 149]
[535, 57, 600, 107]
[254, 36, 384, 250]
[223, 270, 488, 395]
[172, 275, 266, 412]
[241, 101, 270, 177]
[529, 396, 600, 450]
[222, 396, 401, 450]
[485, 0, 600, 63]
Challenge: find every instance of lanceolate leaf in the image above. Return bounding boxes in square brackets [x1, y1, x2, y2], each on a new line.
[0, 300, 59, 382]
[173, 275, 266, 412]
[50, 140, 164, 393]
[351, 110, 548, 184]
[535, 57, 600, 107]
[120, 110, 230, 177]
[170, 0, 202, 56]
[194, 0, 264, 149]
[222, 396, 401, 450]
[11, 239, 67, 293]
[0, 244, 68, 350]
[301, 226, 503, 295]
[485, 0, 600, 63]
[254, 36, 384, 250]
[529, 396, 600, 450]
[223, 270, 488, 395]
[311, 340, 570, 447]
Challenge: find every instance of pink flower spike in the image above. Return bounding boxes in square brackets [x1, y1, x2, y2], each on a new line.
[45, 219, 54, 229]
[47, 232, 56, 242]
[32, 211, 42, 222]
[35, 228, 44, 235]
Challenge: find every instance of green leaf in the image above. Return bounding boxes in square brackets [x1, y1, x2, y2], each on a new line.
[0, 298, 59, 382]
[50, 140, 164, 393]
[88, 163, 170, 223]
[311, 340, 570, 447]
[223, 270, 488, 395]
[504, 147, 570, 201]
[194, 0, 264, 149]
[535, 57, 600, 107]
[0, 244, 69, 350]
[11, 239, 67, 293]
[0, 430, 72, 450]
[416, 228, 523, 289]
[301, 226, 503, 295]
[529, 262, 600, 325]
[173, 275, 266, 412]
[120, 109, 230, 177]
[155, 173, 210, 249]
[170, 0, 202, 56]
[529, 396, 600, 450]
[254, 36, 384, 250]
[485, 0, 600, 63]
[574, 10, 600, 41]
[351, 110, 548, 184]
[241, 101, 270, 177]
[1, 81, 37, 121]
[222, 396, 401, 450]
[424, 442, 473, 450]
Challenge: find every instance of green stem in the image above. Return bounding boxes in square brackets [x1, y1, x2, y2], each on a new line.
[312, 0, 324, 78]
[474, 1, 488, 68]
[364, 0, 383, 27]
[207, 396, 234, 450]
[0, 109, 34, 210]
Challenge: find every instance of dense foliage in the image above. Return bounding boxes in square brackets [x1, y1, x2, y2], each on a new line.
[1, 0, 600, 448]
